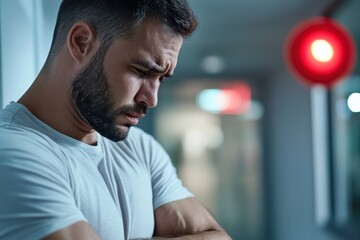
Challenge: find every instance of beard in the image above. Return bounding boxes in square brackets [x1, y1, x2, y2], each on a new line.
[70, 47, 148, 142]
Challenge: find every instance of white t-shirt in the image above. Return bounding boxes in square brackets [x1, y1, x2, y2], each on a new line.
[0, 102, 192, 240]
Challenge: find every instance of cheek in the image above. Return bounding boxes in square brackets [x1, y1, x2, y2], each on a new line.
[107, 73, 142, 104]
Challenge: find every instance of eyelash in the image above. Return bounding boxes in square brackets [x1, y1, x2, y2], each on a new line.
[135, 69, 147, 78]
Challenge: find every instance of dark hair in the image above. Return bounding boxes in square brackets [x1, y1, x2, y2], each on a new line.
[48, 0, 197, 59]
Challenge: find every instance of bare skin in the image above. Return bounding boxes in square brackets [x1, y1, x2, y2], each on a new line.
[19, 17, 231, 240]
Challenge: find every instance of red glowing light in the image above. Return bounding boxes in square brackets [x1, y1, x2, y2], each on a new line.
[220, 82, 251, 115]
[285, 17, 356, 87]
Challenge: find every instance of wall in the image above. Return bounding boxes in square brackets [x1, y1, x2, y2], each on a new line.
[0, 0, 36, 107]
[0, 0, 60, 108]
[263, 68, 348, 240]
[0, 2, 2, 108]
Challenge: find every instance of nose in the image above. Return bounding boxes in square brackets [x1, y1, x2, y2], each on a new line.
[135, 81, 159, 108]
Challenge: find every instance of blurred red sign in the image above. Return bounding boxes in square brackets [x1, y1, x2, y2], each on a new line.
[220, 82, 251, 115]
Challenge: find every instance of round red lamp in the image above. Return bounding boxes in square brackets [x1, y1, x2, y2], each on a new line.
[285, 17, 356, 87]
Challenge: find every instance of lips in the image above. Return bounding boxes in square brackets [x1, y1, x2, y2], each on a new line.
[124, 112, 145, 125]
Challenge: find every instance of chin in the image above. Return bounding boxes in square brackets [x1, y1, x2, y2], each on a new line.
[113, 125, 132, 141]
[96, 125, 131, 142]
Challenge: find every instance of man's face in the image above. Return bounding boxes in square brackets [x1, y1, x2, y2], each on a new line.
[71, 18, 183, 141]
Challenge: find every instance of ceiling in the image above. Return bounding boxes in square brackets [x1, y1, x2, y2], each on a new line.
[174, 0, 360, 81]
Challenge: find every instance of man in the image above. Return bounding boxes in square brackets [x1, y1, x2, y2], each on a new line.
[0, 0, 231, 239]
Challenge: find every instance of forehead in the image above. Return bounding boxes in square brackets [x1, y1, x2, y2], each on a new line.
[105, 18, 183, 70]
[134, 17, 183, 43]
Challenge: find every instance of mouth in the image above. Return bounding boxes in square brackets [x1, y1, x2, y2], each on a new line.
[124, 112, 145, 126]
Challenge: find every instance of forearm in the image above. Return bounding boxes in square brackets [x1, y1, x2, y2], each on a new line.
[153, 198, 232, 240]
[161, 230, 231, 240]
[133, 230, 232, 240]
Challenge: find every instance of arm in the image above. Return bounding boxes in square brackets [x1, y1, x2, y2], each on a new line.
[143, 133, 230, 239]
[153, 197, 231, 240]
[43, 221, 100, 240]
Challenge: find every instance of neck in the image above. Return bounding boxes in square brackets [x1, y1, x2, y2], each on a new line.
[18, 66, 99, 145]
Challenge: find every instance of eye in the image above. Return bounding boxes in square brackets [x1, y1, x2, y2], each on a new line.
[134, 68, 147, 78]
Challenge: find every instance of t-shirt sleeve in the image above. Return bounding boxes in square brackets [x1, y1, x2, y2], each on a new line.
[0, 132, 86, 240]
[148, 135, 193, 209]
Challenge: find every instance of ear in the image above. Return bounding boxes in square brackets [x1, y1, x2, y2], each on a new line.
[67, 22, 99, 64]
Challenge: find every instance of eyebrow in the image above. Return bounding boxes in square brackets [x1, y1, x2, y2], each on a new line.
[132, 60, 173, 78]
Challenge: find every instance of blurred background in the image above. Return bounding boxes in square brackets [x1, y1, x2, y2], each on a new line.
[1, 0, 359, 239]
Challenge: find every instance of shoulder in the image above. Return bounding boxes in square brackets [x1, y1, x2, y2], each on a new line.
[0, 124, 61, 153]
[0, 124, 66, 173]
[0, 127, 86, 240]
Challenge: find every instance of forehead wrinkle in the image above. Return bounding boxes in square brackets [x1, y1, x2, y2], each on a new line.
[157, 47, 180, 75]
[117, 18, 183, 76]
[133, 59, 166, 74]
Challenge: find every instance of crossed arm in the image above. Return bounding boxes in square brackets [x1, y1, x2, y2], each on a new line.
[44, 197, 231, 240]
[152, 197, 230, 239]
